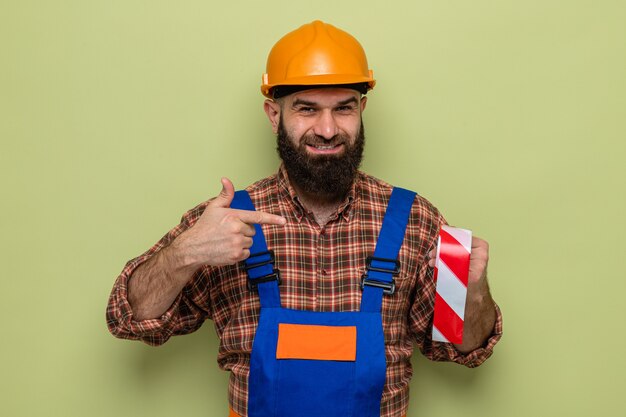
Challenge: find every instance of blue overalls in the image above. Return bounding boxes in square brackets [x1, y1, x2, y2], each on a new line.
[231, 187, 416, 417]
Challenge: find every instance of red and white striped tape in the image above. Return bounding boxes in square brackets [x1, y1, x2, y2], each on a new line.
[432, 225, 472, 344]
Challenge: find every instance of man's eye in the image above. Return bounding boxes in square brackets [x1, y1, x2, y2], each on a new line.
[299, 107, 315, 113]
[336, 106, 355, 112]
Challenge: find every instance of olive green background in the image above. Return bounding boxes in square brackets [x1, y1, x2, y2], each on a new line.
[1, 1, 625, 416]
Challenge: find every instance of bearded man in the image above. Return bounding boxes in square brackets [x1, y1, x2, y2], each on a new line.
[106, 20, 502, 417]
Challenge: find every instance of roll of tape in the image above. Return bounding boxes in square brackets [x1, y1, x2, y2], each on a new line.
[432, 225, 472, 344]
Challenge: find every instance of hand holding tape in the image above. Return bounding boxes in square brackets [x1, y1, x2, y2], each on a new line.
[432, 225, 472, 344]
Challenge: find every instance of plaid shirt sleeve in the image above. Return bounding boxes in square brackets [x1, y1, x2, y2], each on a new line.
[106, 201, 213, 346]
[409, 211, 503, 368]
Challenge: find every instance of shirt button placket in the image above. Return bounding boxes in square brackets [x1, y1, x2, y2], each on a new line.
[316, 227, 326, 311]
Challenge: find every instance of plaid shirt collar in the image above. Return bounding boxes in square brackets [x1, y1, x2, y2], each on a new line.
[277, 164, 358, 224]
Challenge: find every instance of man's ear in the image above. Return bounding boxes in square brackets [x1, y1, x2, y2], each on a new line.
[360, 96, 368, 113]
[264, 99, 281, 134]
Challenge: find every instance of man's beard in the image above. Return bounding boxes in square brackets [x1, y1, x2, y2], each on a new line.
[276, 117, 365, 201]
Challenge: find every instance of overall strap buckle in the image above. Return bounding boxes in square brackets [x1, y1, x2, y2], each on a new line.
[245, 250, 276, 271]
[248, 271, 282, 292]
[365, 256, 400, 274]
[245, 250, 281, 292]
[360, 256, 399, 295]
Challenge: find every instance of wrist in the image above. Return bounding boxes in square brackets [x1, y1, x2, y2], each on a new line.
[467, 275, 490, 304]
[163, 235, 199, 283]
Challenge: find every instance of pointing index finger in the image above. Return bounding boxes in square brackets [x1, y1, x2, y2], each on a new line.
[232, 209, 287, 226]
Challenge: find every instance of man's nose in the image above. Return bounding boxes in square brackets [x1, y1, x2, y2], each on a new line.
[312, 110, 338, 140]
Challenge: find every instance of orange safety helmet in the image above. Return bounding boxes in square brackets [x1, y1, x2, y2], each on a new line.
[261, 20, 376, 98]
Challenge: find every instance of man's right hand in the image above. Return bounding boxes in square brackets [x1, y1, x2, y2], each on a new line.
[171, 177, 287, 269]
[127, 177, 286, 320]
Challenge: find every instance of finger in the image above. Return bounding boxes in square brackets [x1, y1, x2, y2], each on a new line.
[470, 238, 489, 260]
[241, 223, 256, 237]
[470, 247, 487, 258]
[470, 249, 489, 263]
[234, 209, 287, 226]
[471, 236, 488, 249]
[243, 236, 254, 249]
[210, 177, 235, 208]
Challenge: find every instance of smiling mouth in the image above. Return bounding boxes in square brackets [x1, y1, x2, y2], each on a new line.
[311, 144, 339, 150]
[305, 143, 344, 154]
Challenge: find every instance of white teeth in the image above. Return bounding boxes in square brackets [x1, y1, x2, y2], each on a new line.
[314, 145, 336, 149]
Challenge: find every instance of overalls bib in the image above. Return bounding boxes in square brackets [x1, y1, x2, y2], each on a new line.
[231, 187, 416, 417]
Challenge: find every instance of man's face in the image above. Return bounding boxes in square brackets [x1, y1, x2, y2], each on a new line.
[268, 88, 367, 201]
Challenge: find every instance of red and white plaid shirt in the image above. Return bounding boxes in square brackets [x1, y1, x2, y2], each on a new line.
[107, 166, 503, 417]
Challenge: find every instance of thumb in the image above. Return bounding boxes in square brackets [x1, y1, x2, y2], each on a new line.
[210, 177, 235, 208]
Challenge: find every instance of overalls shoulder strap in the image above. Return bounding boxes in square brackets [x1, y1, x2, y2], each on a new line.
[230, 190, 281, 308]
[360, 187, 416, 313]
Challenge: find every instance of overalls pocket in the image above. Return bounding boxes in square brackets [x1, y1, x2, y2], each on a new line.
[274, 323, 357, 417]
